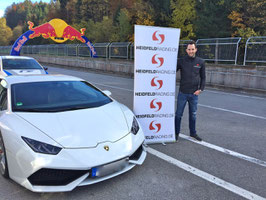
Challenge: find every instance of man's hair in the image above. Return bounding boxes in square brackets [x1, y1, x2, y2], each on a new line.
[186, 41, 197, 49]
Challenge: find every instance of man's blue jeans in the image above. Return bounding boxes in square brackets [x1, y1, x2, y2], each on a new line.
[175, 92, 198, 136]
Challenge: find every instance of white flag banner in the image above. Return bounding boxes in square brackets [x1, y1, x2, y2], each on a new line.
[133, 25, 180, 144]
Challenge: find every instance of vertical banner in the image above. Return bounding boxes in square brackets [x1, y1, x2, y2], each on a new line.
[134, 25, 180, 144]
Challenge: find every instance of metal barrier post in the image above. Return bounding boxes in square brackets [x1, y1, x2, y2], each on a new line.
[235, 38, 241, 65]
[243, 38, 250, 66]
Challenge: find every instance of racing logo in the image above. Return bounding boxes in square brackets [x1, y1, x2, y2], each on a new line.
[104, 145, 109, 151]
[28, 19, 86, 43]
[152, 54, 164, 68]
[150, 99, 162, 112]
[152, 31, 165, 44]
[149, 121, 161, 133]
[151, 76, 163, 90]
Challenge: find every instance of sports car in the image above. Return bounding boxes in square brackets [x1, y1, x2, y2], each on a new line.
[0, 56, 48, 76]
[0, 74, 146, 192]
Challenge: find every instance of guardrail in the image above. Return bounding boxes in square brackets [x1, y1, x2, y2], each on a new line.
[196, 38, 241, 65]
[243, 36, 266, 65]
[0, 36, 265, 65]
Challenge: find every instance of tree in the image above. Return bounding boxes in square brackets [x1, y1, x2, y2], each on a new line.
[47, 0, 61, 20]
[65, 0, 78, 24]
[194, 0, 234, 38]
[0, 18, 13, 45]
[12, 25, 23, 43]
[146, 0, 171, 26]
[228, 0, 265, 37]
[170, 0, 196, 40]
[132, 0, 155, 26]
[80, 0, 110, 23]
[89, 16, 118, 42]
[117, 8, 132, 42]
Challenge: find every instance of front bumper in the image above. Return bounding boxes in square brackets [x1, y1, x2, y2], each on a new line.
[7, 132, 146, 192]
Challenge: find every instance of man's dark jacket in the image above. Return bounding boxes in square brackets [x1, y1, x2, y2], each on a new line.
[177, 55, 206, 94]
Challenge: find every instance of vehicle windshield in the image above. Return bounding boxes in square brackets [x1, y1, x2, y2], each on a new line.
[11, 81, 112, 112]
[2, 58, 43, 70]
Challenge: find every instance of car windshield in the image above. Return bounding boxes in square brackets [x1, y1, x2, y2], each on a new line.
[2, 58, 43, 70]
[11, 81, 112, 112]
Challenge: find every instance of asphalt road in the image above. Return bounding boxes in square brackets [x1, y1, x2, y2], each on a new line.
[1, 65, 265, 200]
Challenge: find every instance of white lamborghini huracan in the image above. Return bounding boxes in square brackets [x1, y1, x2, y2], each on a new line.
[0, 74, 146, 192]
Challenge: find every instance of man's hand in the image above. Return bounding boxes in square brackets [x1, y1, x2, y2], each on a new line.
[194, 90, 201, 95]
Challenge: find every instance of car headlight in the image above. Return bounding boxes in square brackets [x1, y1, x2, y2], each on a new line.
[131, 117, 140, 135]
[21, 136, 62, 155]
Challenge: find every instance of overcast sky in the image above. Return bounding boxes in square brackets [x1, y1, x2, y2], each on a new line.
[0, 0, 50, 18]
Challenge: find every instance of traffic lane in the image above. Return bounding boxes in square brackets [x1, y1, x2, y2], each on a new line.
[46, 65, 134, 89]
[47, 65, 266, 118]
[1, 155, 243, 200]
[152, 139, 266, 198]
[194, 105, 266, 161]
[199, 91, 266, 119]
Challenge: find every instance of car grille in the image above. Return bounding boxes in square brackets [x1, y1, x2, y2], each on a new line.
[28, 168, 88, 186]
[129, 144, 143, 160]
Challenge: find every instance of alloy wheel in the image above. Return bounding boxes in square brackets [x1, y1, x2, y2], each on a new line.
[0, 136, 6, 175]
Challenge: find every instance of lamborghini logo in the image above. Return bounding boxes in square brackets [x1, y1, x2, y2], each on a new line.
[104, 145, 109, 151]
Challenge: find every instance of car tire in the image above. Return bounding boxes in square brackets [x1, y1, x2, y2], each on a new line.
[0, 132, 9, 178]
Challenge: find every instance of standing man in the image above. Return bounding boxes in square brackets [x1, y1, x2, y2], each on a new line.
[175, 41, 206, 141]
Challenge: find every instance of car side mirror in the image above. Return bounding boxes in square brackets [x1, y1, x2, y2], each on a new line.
[44, 67, 48, 71]
[102, 90, 111, 96]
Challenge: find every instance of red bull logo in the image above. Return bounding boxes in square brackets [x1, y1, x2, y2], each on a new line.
[11, 18, 96, 57]
[61, 26, 85, 43]
[28, 19, 86, 43]
[28, 22, 57, 39]
[14, 36, 27, 52]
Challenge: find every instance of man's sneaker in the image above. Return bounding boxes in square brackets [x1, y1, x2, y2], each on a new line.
[190, 134, 202, 141]
[175, 135, 179, 142]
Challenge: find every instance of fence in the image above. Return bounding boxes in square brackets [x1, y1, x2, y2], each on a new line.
[244, 36, 266, 65]
[196, 38, 241, 65]
[0, 36, 265, 65]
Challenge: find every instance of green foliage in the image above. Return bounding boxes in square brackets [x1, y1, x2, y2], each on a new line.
[229, 0, 265, 37]
[1, 0, 264, 46]
[12, 25, 23, 43]
[194, 0, 234, 38]
[117, 9, 133, 42]
[0, 18, 13, 45]
[170, 0, 196, 40]
[88, 16, 118, 43]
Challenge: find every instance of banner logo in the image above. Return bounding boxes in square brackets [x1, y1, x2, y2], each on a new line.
[149, 121, 161, 133]
[150, 99, 162, 112]
[152, 31, 165, 44]
[151, 77, 163, 89]
[152, 54, 164, 68]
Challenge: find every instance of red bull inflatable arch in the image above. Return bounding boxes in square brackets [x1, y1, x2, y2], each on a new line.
[11, 18, 97, 57]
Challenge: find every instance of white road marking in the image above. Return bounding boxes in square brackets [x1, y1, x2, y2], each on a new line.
[179, 134, 266, 168]
[204, 89, 266, 100]
[90, 82, 133, 92]
[198, 104, 266, 120]
[147, 147, 266, 200]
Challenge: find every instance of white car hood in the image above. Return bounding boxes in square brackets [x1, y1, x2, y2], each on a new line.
[16, 102, 130, 148]
[5, 69, 45, 75]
